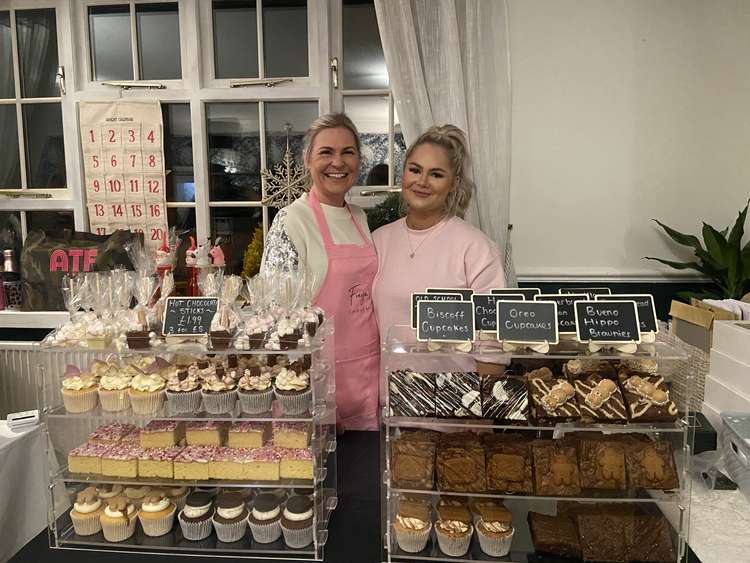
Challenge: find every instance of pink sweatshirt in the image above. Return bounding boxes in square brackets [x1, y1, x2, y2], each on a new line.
[372, 216, 506, 345]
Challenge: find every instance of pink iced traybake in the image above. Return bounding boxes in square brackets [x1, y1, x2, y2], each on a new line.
[88, 423, 139, 444]
[101, 444, 144, 478]
[68, 442, 112, 475]
[173, 445, 219, 481]
[120, 430, 141, 444]
[185, 421, 225, 446]
[138, 446, 183, 479]
[279, 447, 314, 480]
[272, 421, 310, 449]
[140, 420, 184, 448]
[245, 446, 281, 481]
[227, 421, 269, 449]
[209, 447, 255, 480]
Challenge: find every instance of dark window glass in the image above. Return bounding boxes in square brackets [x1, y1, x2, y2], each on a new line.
[344, 95, 388, 185]
[0, 212, 22, 255]
[343, 0, 388, 90]
[168, 207, 196, 285]
[0, 105, 21, 188]
[263, 0, 307, 78]
[213, 0, 258, 79]
[210, 207, 262, 275]
[22, 103, 66, 188]
[206, 102, 261, 202]
[0, 12, 14, 98]
[162, 103, 194, 202]
[16, 9, 59, 98]
[89, 5, 133, 81]
[27, 210, 74, 236]
[264, 101, 317, 171]
[136, 3, 181, 80]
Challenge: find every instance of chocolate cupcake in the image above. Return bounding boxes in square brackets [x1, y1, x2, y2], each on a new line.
[248, 492, 282, 544]
[281, 494, 314, 548]
[273, 368, 312, 415]
[238, 369, 274, 414]
[165, 369, 202, 414]
[178, 492, 214, 541]
[212, 491, 249, 543]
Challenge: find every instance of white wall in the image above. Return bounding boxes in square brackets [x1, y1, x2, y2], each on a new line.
[508, 0, 750, 281]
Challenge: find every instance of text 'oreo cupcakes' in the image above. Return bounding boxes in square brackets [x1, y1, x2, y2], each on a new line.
[248, 492, 282, 544]
[281, 494, 314, 548]
[274, 369, 312, 415]
[212, 491, 249, 543]
[178, 492, 215, 541]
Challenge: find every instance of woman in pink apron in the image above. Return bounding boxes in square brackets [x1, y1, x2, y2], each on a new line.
[262, 113, 380, 431]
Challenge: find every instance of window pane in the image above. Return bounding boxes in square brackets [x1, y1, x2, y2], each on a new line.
[0, 212, 21, 254]
[263, 0, 308, 78]
[22, 103, 66, 188]
[213, 0, 258, 79]
[0, 12, 14, 98]
[264, 101, 317, 171]
[16, 9, 59, 98]
[27, 210, 74, 235]
[343, 0, 387, 90]
[136, 3, 181, 80]
[344, 95, 389, 186]
[163, 103, 194, 202]
[210, 207, 262, 275]
[206, 102, 261, 202]
[89, 5, 133, 81]
[168, 207, 195, 285]
[0, 105, 21, 188]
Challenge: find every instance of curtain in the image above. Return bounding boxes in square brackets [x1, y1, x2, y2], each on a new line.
[374, 0, 516, 286]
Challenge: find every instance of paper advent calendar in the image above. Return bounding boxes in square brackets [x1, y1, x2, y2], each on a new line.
[79, 101, 168, 250]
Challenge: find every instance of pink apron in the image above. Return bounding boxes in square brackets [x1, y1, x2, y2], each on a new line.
[309, 191, 380, 431]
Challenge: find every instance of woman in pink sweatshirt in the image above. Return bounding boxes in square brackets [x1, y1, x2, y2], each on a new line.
[372, 124, 506, 345]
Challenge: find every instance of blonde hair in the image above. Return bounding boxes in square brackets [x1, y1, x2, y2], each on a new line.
[302, 113, 361, 165]
[402, 124, 474, 218]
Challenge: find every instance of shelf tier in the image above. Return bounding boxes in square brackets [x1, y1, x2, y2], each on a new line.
[388, 544, 526, 563]
[55, 470, 325, 489]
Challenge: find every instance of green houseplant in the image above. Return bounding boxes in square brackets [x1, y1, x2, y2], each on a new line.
[645, 200, 750, 301]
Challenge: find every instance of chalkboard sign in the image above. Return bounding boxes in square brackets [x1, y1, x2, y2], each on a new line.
[496, 300, 558, 344]
[596, 294, 659, 333]
[416, 300, 474, 342]
[534, 293, 587, 334]
[472, 293, 524, 331]
[427, 287, 474, 300]
[560, 287, 611, 299]
[491, 287, 541, 300]
[411, 292, 463, 328]
[163, 297, 220, 336]
[574, 300, 641, 343]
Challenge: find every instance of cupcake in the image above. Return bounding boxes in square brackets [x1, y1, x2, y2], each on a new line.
[273, 368, 311, 415]
[165, 369, 202, 414]
[393, 499, 432, 553]
[164, 486, 190, 512]
[97, 484, 124, 501]
[435, 504, 473, 557]
[138, 493, 176, 537]
[248, 492, 282, 544]
[178, 492, 215, 541]
[124, 486, 153, 509]
[474, 503, 514, 557]
[70, 487, 104, 536]
[213, 491, 249, 543]
[97, 370, 132, 412]
[201, 374, 238, 415]
[280, 494, 314, 548]
[100, 497, 138, 542]
[61, 375, 98, 413]
[128, 373, 166, 414]
[238, 369, 274, 414]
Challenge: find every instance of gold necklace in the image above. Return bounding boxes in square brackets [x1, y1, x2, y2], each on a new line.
[404, 216, 446, 259]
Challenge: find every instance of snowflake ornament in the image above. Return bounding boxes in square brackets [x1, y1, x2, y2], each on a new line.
[261, 125, 308, 208]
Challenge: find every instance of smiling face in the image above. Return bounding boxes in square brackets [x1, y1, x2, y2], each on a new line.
[402, 143, 457, 219]
[305, 127, 360, 206]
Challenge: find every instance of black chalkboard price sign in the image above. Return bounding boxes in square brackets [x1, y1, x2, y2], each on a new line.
[416, 300, 474, 342]
[560, 287, 611, 299]
[596, 294, 659, 333]
[472, 293, 523, 331]
[534, 293, 587, 334]
[496, 300, 558, 344]
[574, 300, 641, 343]
[163, 297, 220, 336]
[491, 287, 541, 300]
[411, 292, 463, 328]
[427, 287, 474, 300]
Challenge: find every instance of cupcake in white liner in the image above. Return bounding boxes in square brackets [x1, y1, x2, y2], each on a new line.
[69, 487, 104, 536]
[280, 494, 314, 549]
[212, 491, 249, 543]
[471, 501, 514, 557]
[178, 492, 215, 541]
[164, 486, 190, 512]
[393, 499, 432, 553]
[165, 368, 202, 414]
[61, 375, 98, 413]
[128, 373, 166, 415]
[435, 503, 474, 557]
[273, 368, 312, 415]
[200, 371, 238, 414]
[123, 485, 153, 509]
[248, 492, 282, 544]
[237, 368, 274, 414]
[96, 484, 124, 502]
[100, 497, 138, 542]
[138, 493, 177, 537]
[97, 370, 132, 412]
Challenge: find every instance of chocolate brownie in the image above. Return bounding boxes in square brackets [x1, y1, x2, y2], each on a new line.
[528, 368, 580, 423]
[623, 515, 676, 562]
[486, 440, 533, 494]
[528, 512, 581, 559]
[389, 370, 435, 417]
[434, 371, 482, 418]
[578, 439, 626, 490]
[436, 444, 486, 492]
[577, 514, 628, 562]
[574, 375, 628, 423]
[532, 443, 581, 496]
[625, 441, 679, 490]
[481, 374, 528, 422]
[391, 437, 436, 490]
[618, 371, 678, 422]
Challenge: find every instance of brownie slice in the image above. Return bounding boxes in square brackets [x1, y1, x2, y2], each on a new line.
[618, 371, 678, 422]
[434, 371, 482, 418]
[528, 512, 581, 559]
[391, 437, 436, 490]
[625, 441, 679, 490]
[577, 514, 628, 562]
[578, 439, 626, 490]
[481, 374, 528, 422]
[623, 515, 676, 562]
[532, 442, 581, 496]
[574, 375, 628, 423]
[486, 440, 533, 494]
[528, 368, 580, 423]
[436, 444, 486, 492]
[389, 370, 435, 417]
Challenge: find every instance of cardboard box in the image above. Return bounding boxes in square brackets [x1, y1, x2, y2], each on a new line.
[703, 374, 750, 421]
[709, 348, 750, 397]
[713, 321, 750, 366]
[669, 299, 740, 352]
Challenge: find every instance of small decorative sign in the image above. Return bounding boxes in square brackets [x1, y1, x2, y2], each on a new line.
[574, 300, 641, 343]
[596, 294, 659, 334]
[491, 287, 541, 300]
[535, 294, 588, 334]
[411, 292, 463, 329]
[427, 287, 474, 300]
[559, 287, 611, 299]
[472, 293, 524, 332]
[416, 300, 474, 342]
[496, 300, 558, 344]
[163, 297, 219, 336]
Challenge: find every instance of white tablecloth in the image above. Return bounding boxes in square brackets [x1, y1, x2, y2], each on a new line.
[0, 422, 48, 563]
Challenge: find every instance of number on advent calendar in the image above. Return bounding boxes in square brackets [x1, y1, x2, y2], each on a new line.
[149, 224, 167, 243]
[142, 126, 161, 147]
[146, 202, 165, 223]
[124, 175, 144, 202]
[82, 128, 100, 154]
[88, 203, 106, 220]
[105, 151, 124, 173]
[109, 202, 127, 224]
[124, 124, 141, 147]
[143, 152, 163, 173]
[90, 224, 108, 236]
[126, 202, 145, 224]
[86, 176, 106, 202]
[144, 175, 163, 200]
[105, 175, 125, 200]
[85, 153, 103, 173]
[101, 125, 122, 148]
[124, 151, 142, 173]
